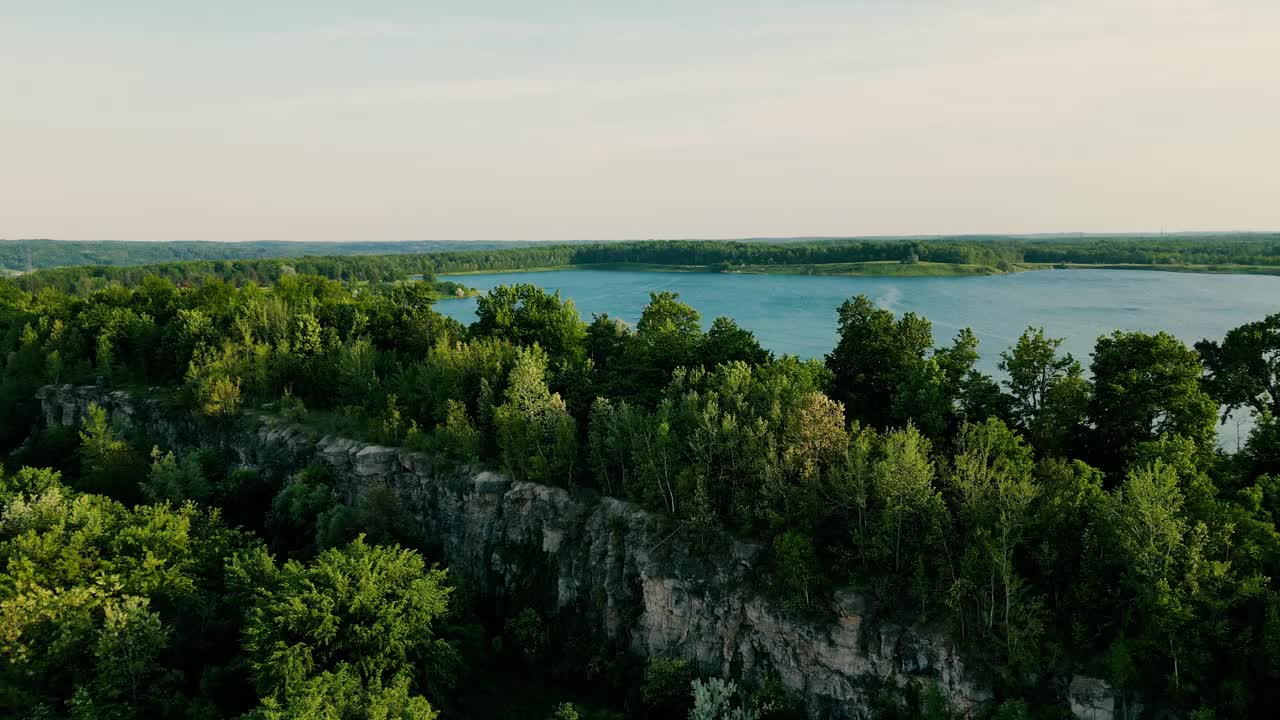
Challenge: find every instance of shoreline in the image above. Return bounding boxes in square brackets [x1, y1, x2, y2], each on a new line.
[440, 261, 1280, 280]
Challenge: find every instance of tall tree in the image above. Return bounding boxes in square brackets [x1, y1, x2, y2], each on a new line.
[1000, 327, 1076, 424]
[782, 391, 849, 521]
[630, 291, 704, 397]
[472, 284, 587, 367]
[635, 290, 701, 341]
[826, 295, 933, 428]
[1103, 461, 1192, 694]
[1089, 331, 1218, 467]
[871, 425, 948, 576]
[585, 313, 632, 374]
[1026, 458, 1108, 645]
[78, 403, 146, 502]
[946, 418, 1039, 660]
[999, 327, 1087, 452]
[231, 537, 454, 718]
[894, 327, 1010, 438]
[1196, 313, 1280, 419]
[493, 348, 578, 484]
[699, 316, 771, 369]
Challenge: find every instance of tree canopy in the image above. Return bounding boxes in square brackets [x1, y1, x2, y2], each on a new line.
[2, 258, 1280, 718]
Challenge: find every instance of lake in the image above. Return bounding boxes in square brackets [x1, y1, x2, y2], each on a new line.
[437, 268, 1280, 377]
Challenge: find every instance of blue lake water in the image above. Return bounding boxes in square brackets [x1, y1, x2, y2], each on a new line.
[437, 268, 1280, 378]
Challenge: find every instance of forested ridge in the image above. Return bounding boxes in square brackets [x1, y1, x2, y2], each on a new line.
[7, 235, 1277, 273]
[0, 239, 551, 273]
[9, 234, 1280, 295]
[2, 260, 1280, 719]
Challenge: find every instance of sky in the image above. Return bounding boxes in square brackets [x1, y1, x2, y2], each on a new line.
[2, 0, 1278, 241]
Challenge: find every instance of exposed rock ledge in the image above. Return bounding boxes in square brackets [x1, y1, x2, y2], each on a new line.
[34, 384, 1114, 719]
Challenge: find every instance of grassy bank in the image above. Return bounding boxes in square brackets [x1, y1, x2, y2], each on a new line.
[729, 261, 1006, 277]
[440, 261, 1007, 278]
[441, 262, 717, 275]
[441, 260, 1280, 280]
[1014, 262, 1280, 277]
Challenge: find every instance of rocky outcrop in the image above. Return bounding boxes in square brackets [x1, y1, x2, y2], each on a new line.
[38, 384, 992, 719]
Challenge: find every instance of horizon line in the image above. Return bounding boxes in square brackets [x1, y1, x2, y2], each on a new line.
[4, 230, 1279, 244]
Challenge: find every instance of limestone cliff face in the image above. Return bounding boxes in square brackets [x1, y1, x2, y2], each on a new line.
[38, 384, 994, 719]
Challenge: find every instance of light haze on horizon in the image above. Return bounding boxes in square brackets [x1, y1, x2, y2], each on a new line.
[3, 0, 1278, 242]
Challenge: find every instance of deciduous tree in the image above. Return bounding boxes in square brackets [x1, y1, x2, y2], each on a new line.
[1089, 331, 1217, 467]
[826, 295, 932, 428]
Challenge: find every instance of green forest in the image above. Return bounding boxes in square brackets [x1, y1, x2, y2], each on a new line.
[2, 254, 1280, 719]
[0, 240, 545, 274]
[7, 234, 1280, 294]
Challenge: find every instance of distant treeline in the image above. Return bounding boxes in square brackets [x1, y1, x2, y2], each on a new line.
[10, 235, 1280, 294]
[549, 235, 1280, 269]
[0, 238, 558, 272]
[11, 257, 442, 293]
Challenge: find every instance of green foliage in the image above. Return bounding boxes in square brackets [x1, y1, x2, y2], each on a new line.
[550, 701, 581, 720]
[782, 391, 849, 497]
[267, 465, 340, 557]
[0, 469, 255, 718]
[77, 403, 146, 502]
[0, 462, 467, 719]
[195, 372, 244, 418]
[8, 424, 82, 477]
[589, 359, 838, 530]
[474, 284, 587, 368]
[771, 530, 820, 610]
[277, 387, 307, 421]
[7, 248, 1280, 716]
[141, 446, 211, 505]
[700, 316, 771, 368]
[0, 320, 55, 450]
[505, 608, 548, 665]
[15, 234, 1280, 293]
[988, 699, 1030, 720]
[336, 338, 381, 407]
[640, 657, 693, 715]
[217, 466, 277, 531]
[945, 419, 1039, 666]
[826, 294, 933, 428]
[1105, 461, 1191, 671]
[689, 678, 762, 720]
[231, 537, 453, 715]
[0, 464, 63, 501]
[1196, 312, 1280, 419]
[85, 596, 171, 716]
[585, 313, 633, 379]
[394, 336, 518, 438]
[919, 684, 961, 720]
[586, 396, 644, 499]
[380, 394, 406, 446]
[999, 327, 1086, 453]
[494, 348, 578, 484]
[630, 291, 704, 394]
[871, 425, 947, 578]
[247, 669, 437, 720]
[1089, 331, 1217, 467]
[421, 399, 482, 464]
[317, 482, 415, 552]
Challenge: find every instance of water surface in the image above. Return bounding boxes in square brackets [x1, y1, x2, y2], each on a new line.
[438, 268, 1280, 376]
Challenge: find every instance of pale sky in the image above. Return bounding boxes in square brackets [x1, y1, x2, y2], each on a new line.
[2, 0, 1277, 241]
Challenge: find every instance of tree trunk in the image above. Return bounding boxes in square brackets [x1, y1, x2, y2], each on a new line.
[894, 519, 902, 572]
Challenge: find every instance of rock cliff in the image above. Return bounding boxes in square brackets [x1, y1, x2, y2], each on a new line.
[38, 384, 1014, 719]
